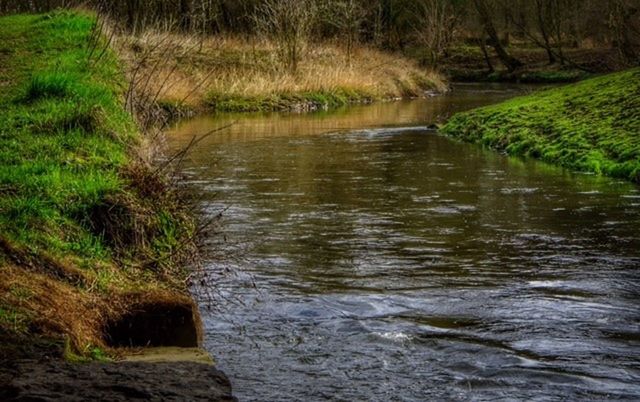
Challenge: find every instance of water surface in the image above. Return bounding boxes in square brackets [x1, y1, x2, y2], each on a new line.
[167, 84, 640, 401]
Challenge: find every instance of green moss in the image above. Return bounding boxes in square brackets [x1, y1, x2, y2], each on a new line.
[63, 339, 112, 362]
[518, 70, 588, 83]
[442, 68, 640, 182]
[448, 68, 589, 84]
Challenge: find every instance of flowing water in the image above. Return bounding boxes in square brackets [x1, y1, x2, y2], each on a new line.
[166, 84, 640, 401]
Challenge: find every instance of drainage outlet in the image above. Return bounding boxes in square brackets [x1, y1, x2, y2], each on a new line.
[106, 303, 199, 348]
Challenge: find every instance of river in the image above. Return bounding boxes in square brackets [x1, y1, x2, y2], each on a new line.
[166, 84, 640, 401]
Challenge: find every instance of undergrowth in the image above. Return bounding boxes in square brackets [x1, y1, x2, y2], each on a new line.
[442, 68, 640, 182]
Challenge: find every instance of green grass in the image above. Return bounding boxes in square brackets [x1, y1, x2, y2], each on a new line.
[25, 71, 80, 101]
[516, 70, 588, 83]
[0, 12, 134, 262]
[0, 11, 195, 356]
[445, 66, 589, 84]
[205, 88, 374, 113]
[442, 68, 640, 182]
[0, 306, 30, 334]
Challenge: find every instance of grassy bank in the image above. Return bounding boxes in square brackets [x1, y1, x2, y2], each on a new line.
[442, 68, 640, 183]
[115, 33, 446, 113]
[0, 11, 198, 360]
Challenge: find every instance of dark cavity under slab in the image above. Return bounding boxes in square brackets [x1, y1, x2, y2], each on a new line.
[105, 302, 200, 348]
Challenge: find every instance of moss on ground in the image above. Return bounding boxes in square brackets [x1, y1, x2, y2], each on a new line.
[442, 68, 640, 183]
[445, 65, 591, 84]
[0, 11, 197, 358]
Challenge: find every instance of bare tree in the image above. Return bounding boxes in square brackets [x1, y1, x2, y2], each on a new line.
[256, 0, 317, 73]
[322, 0, 366, 66]
[473, 0, 522, 72]
[413, 0, 461, 66]
[608, 0, 640, 65]
[501, 0, 561, 64]
[534, 0, 558, 64]
[500, 0, 596, 70]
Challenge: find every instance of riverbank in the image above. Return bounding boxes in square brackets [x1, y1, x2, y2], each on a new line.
[442, 68, 640, 183]
[0, 10, 233, 398]
[436, 45, 622, 83]
[114, 31, 446, 114]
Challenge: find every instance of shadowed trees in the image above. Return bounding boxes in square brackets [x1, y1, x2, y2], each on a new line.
[473, 0, 522, 71]
[1, 0, 639, 70]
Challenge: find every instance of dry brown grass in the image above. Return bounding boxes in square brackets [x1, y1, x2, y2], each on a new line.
[114, 31, 447, 110]
[0, 265, 106, 352]
[0, 260, 201, 357]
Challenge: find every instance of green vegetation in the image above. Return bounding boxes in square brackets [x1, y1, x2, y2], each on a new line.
[0, 11, 197, 358]
[1, 13, 129, 260]
[442, 68, 640, 182]
[206, 89, 375, 113]
[0, 0, 636, 364]
[445, 67, 590, 84]
[514, 70, 589, 84]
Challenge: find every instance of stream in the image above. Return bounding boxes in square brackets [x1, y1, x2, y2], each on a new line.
[166, 84, 640, 401]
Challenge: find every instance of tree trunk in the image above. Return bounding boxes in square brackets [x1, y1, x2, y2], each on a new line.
[180, 0, 192, 31]
[612, 1, 639, 63]
[480, 38, 495, 72]
[535, 0, 557, 64]
[126, 0, 139, 33]
[473, 0, 522, 72]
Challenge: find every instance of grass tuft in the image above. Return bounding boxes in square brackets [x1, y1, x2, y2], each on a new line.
[25, 72, 79, 102]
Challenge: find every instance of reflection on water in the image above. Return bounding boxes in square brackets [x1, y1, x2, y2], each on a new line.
[166, 83, 533, 148]
[166, 84, 640, 401]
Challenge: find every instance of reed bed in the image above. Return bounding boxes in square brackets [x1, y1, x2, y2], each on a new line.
[114, 31, 446, 112]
